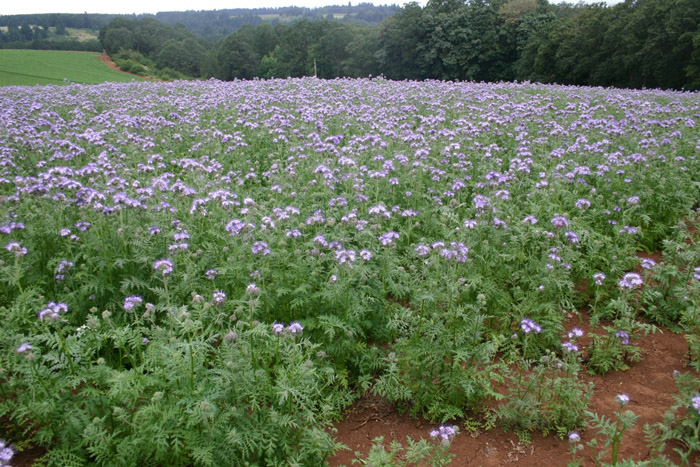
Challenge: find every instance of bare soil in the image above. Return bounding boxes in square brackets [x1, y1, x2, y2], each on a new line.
[328, 315, 700, 466]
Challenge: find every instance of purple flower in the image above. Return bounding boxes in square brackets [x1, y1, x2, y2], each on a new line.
[251, 241, 270, 256]
[212, 290, 226, 306]
[287, 321, 304, 335]
[522, 215, 538, 225]
[562, 341, 579, 353]
[272, 322, 285, 335]
[520, 318, 542, 334]
[5, 242, 27, 257]
[692, 395, 700, 413]
[205, 269, 218, 280]
[38, 301, 68, 320]
[379, 231, 399, 246]
[286, 229, 302, 239]
[153, 258, 174, 276]
[360, 249, 372, 261]
[694, 267, 700, 280]
[640, 258, 657, 270]
[564, 231, 579, 244]
[568, 328, 584, 339]
[616, 393, 630, 405]
[0, 439, 14, 465]
[149, 226, 161, 235]
[575, 199, 591, 210]
[616, 331, 630, 345]
[335, 249, 356, 266]
[464, 219, 478, 229]
[568, 432, 581, 442]
[245, 283, 260, 296]
[619, 272, 643, 290]
[593, 272, 606, 286]
[619, 225, 639, 235]
[551, 214, 569, 229]
[123, 295, 143, 312]
[429, 425, 457, 442]
[15, 342, 32, 353]
[415, 244, 430, 257]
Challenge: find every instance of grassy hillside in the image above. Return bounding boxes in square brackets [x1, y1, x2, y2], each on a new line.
[0, 49, 146, 86]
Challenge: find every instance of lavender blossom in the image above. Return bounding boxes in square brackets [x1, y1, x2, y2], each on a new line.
[153, 258, 174, 276]
[251, 241, 270, 256]
[38, 301, 68, 320]
[616, 331, 630, 345]
[379, 231, 399, 246]
[593, 272, 606, 286]
[520, 318, 542, 334]
[15, 342, 32, 353]
[5, 242, 27, 257]
[205, 269, 218, 280]
[246, 283, 260, 296]
[123, 295, 143, 312]
[616, 393, 630, 405]
[619, 272, 643, 290]
[429, 425, 457, 443]
[212, 290, 226, 306]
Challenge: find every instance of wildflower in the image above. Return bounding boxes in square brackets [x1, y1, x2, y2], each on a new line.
[212, 290, 226, 306]
[575, 199, 591, 210]
[520, 318, 542, 334]
[149, 226, 161, 235]
[0, 439, 14, 466]
[616, 393, 630, 405]
[5, 241, 27, 257]
[286, 229, 302, 239]
[694, 267, 700, 280]
[38, 301, 68, 320]
[568, 328, 585, 339]
[565, 231, 579, 244]
[15, 342, 32, 353]
[692, 395, 700, 413]
[60, 228, 71, 237]
[251, 241, 270, 256]
[329, 274, 337, 283]
[627, 196, 640, 205]
[272, 322, 285, 335]
[123, 295, 143, 312]
[335, 249, 356, 266]
[551, 214, 569, 229]
[224, 331, 238, 342]
[379, 231, 399, 246]
[415, 244, 431, 257]
[619, 225, 639, 235]
[245, 283, 260, 296]
[640, 258, 657, 269]
[562, 341, 579, 353]
[522, 215, 538, 225]
[360, 249, 372, 261]
[616, 331, 630, 345]
[153, 258, 174, 276]
[429, 425, 457, 443]
[568, 432, 581, 442]
[205, 269, 218, 280]
[619, 272, 643, 290]
[593, 272, 606, 286]
[287, 321, 304, 335]
[142, 337, 149, 344]
[75, 221, 91, 231]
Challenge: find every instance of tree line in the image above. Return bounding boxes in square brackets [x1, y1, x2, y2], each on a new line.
[98, 0, 700, 90]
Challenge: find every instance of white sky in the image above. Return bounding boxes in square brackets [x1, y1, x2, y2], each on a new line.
[1, 0, 619, 16]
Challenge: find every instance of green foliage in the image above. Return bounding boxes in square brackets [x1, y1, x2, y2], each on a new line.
[352, 432, 456, 467]
[492, 351, 593, 440]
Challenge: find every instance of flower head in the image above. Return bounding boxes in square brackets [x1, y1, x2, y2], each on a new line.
[619, 272, 643, 290]
[212, 290, 226, 306]
[520, 318, 542, 334]
[430, 425, 457, 443]
[15, 342, 32, 353]
[245, 283, 260, 296]
[272, 322, 285, 335]
[692, 394, 700, 413]
[205, 269, 218, 280]
[568, 432, 581, 443]
[615, 330, 630, 345]
[5, 241, 27, 257]
[593, 272, 606, 286]
[153, 258, 174, 276]
[287, 321, 304, 335]
[616, 393, 630, 405]
[38, 301, 68, 320]
[123, 295, 143, 312]
[0, 439, 14, 465]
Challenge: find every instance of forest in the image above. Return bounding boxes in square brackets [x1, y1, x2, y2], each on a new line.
[3, 0, 700, 90]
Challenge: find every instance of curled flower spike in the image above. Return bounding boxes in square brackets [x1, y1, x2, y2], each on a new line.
[153, 258, 174, 276]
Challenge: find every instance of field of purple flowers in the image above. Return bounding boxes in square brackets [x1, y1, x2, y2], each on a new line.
[1, 78, 699, 466]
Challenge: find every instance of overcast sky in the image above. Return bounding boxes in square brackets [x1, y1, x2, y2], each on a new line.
[2, 0, 620, 16]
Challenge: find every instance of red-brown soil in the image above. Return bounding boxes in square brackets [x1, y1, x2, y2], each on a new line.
[328, 317, 699, 466]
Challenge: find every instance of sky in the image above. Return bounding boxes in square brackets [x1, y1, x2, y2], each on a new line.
[1, 0, 619, 16]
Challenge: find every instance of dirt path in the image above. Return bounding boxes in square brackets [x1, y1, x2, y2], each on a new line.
[96, 52, 163, 82]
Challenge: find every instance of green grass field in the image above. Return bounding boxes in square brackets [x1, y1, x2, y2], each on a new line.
[0, 49, 147, 86]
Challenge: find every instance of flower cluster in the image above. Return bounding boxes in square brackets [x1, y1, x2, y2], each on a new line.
[38, 301, 68, 320]
[430, 425, 457, 443]
[520, 318, 542, 334]
[5, 241, 27, 257]
[692, 394, 700, 413]
[153, 258, 174, 276]
[272, 321, 304, 336]
[0, 439, 13, 467]
[619, 272, 643, 290]
[123, 295, 143, 312]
